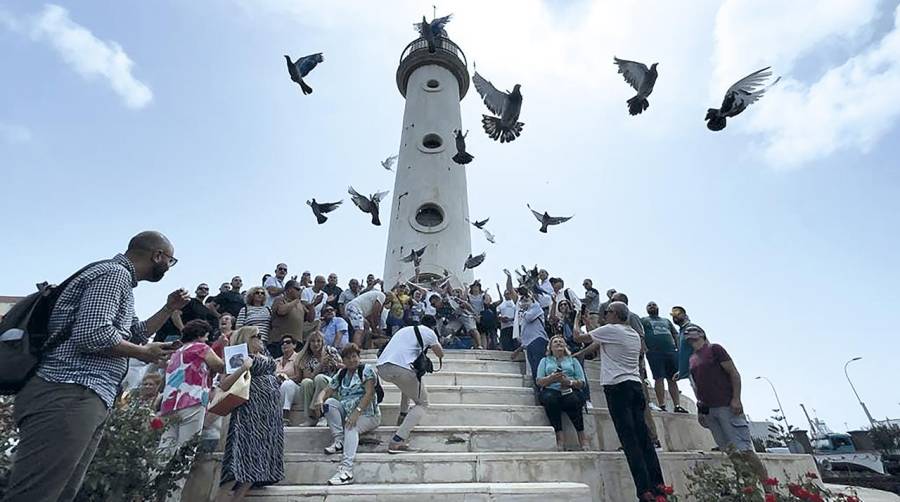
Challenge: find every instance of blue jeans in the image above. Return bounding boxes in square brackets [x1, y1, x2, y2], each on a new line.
[525, 337, 549, 388]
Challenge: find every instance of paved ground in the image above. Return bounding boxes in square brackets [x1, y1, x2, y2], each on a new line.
[826, 484, 900, 501]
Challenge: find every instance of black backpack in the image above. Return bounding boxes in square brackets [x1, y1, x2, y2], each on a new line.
[0, 260, 109, 395]
[337, 365, 385, 404]
[411, 325, 434, 380]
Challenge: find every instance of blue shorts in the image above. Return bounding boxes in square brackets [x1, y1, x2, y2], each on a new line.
[646, 351, 678, 380]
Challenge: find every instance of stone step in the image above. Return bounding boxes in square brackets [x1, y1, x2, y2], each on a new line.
[381, 384, 536, 405]
[420, 371, 530, 388]
[364, 358, 526, 375]
[244, 482, 593, 502]
[362, 349, 518, 361]
[275, 451, 819, 502]
[379, 403, 547, 427]
[285, 425, 557, 453]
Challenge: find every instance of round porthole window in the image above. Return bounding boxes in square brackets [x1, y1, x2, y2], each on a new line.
[415, 204, 444, 227]
[426, 79, 440, 88]
[422, 134, 442, 149]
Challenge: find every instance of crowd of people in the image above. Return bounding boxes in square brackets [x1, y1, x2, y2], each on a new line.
[1, 231, 771, 502]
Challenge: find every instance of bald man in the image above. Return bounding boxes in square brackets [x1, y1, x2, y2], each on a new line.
[4, 231, 190, 502]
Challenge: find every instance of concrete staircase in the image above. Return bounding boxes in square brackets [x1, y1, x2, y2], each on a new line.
[232, 349, 819, 501]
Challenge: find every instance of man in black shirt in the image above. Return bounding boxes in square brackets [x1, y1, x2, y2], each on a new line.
[213, 275, 246, 317]
[180, 283, 218, 325]
[323, 272, 343, 311]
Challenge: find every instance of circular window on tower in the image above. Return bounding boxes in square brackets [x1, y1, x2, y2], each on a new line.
[418, 133, 445, 153]
[423, 79, 442, 92]
[410, 203, 448, 233]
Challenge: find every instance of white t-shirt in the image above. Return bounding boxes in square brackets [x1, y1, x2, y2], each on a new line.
[264, 276, 285, 307]
[377, 325, 440, 370]
[347, 290, 386, 315]
[302, 287, 327, 320]
[589, 323, 641, 386]
[497, 300, 517, 329]
[537, 280, 553, 308]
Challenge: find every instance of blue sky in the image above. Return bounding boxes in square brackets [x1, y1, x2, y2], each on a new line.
[2, 0, 899, 432]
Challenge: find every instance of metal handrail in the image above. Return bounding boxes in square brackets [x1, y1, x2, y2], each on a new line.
[399, 36, 467, 68]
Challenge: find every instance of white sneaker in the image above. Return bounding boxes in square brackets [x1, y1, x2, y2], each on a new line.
[648, 402, 662, 412]
[327, 467, 353, 485]
[585, 400, 594, 410]
[324, 440, 343, 455]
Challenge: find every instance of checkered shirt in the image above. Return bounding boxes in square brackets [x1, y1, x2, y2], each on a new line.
[37, 254, 148, 408]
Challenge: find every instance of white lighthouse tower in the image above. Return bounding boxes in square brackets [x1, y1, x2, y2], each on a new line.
[383, 32, 473, 288]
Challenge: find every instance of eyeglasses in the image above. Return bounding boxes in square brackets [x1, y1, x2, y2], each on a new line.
[277, 268, 287, 272]
[157, 250, 178, 267]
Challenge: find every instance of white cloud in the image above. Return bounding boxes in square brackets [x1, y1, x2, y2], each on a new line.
[713, 0, 900, 168]
[23, 4, 152, 109]
[0, 122, 32, 143]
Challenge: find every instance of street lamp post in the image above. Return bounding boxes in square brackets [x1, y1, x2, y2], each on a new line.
[755, 376, 792, 434]
[843, 357, 876, 429]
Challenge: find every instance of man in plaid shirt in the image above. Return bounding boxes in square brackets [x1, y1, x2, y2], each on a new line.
[3, 231, 190, 502]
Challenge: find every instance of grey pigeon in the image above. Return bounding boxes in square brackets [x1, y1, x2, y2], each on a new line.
[452, 129, 474, 165]
[483, 228, 496, 244]
[381, 154, 398, 171]
[467, 217, 489, 229]
[613, 57, 658, 116]
[285, 53, 324, 95]
[473, 71, 523, 143]
[400, 245, 428, 267]
[463, 252, 486, 271]
[414, 14, 453, 52]
[706, 67, 781, 131]
[306, 198, 342, 225]
[348, 186, 390, 226]
[527, 204, 573, 233]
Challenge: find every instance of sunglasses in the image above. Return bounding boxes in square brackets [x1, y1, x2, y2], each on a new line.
[198, 287, 209, 291]
[282, 340, 295, 344]
[277, 268, 287, 272]
[254, 291, 266, 295]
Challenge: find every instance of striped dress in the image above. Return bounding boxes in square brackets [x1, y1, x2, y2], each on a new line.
[236, 305, 272, 342]
[221, 354, 284, 486]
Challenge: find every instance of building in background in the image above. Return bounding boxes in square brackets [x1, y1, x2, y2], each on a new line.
[0, 296, 24, 321]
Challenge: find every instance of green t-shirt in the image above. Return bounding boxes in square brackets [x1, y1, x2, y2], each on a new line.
[641, 316, 677, 353]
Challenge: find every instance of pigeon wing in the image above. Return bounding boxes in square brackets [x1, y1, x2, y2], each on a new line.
[382, 154, 398, 169]
[318, 200, 343, 213]
[546, 214, 574, 225]
[526, 204, 544, 223]
[725, 67, 774, 98]
[473, 72, 509, 116]
[348, 186, 370, 210]
[613, 57, 648, 92]
[400, 250, 416, 263]
[297, 53, 323, 77]
[431, 14, 453, 35]
[372, 190, 391, 203]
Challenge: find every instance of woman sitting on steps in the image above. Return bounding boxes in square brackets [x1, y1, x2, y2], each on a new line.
[535, 335, 589, 450]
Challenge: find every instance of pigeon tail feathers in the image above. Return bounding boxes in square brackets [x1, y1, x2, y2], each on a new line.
[481, 115, 524, 143]
[627, 96, 649, 115]
[316, 213, 328, 224]
[299, 79, 313, 95]
[452, 151, 474, 164]
[371, 213, 381, 226]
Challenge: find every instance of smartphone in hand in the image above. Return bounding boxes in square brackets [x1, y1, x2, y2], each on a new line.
[165, 340, 183, 350]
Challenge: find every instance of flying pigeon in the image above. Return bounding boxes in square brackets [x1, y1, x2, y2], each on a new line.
[415, 14, 453, 52]
[706, 67, 781, 131]
[285, 53, 324, 95]
[467, 217, 489, 229]
[613, 57, 658, 116]
[463, 252, 486, 271]
[306, 198, 342, 225]
[381, 154, 398, 171]
[483, 228, 496, 244]
[400, 245, 428, 267]
[473, 71, 524, 143]
[527, 204, 573, 233]
[348, 186, 390, 226]
[452, 129, 474, 165]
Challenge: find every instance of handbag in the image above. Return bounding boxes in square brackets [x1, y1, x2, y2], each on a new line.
[411, 325, 434, 380]
[208, 371, 251, 416]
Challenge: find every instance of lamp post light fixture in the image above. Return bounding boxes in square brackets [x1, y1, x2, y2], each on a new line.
[755, 376, 792, 434]
[843, 357, 876, 429]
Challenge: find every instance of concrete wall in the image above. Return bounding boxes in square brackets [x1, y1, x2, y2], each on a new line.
[383, 63, 473, 288]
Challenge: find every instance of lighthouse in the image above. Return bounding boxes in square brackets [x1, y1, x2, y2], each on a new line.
[383, 31, 473, 288]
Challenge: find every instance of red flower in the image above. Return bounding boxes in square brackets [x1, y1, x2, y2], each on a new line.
[149, 416, 164, 430]
[742, 486, 755, 494]
[808, 494, 824, 502]
[765, 494, 776, 502]
[764, 477, 779, 486]
[663, 485, 674, 495]
[788, 484, 804, 497]
[805, 471, 819, 479]
[846, 497, 860, 502]
[656, 496, 667, 502]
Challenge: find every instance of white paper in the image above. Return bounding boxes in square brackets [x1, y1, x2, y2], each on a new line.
[223, 343, 249, 374]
